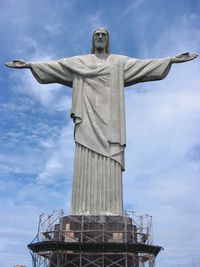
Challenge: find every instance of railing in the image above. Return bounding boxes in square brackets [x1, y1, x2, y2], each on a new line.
[29, 211, 157, 267]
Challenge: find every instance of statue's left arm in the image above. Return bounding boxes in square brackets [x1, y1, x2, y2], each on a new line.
[124, 52, 198, 87]
[170, 52, 198, 63]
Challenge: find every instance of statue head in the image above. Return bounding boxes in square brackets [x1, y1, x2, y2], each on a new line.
[91, 27, 110, 54]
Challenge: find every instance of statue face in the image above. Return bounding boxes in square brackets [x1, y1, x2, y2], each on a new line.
[93, 29, 108, 51]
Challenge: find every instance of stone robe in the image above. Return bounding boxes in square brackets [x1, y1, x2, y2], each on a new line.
[30, 54, 171, 215]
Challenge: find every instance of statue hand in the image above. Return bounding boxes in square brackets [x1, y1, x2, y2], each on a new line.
[5, 59, 30, 68]
[171, 52, 198, 63]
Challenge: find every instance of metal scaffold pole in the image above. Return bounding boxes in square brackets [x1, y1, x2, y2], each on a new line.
[28, 211, 162, 267]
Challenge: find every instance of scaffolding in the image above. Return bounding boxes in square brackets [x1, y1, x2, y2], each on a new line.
[28, 210, 162, 267]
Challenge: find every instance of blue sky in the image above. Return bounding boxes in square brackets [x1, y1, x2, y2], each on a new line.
[0, 0, 200, 266]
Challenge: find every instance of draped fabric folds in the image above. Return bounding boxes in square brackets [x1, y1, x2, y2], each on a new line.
[30, 54, 172, 215]
[71, 143, 123, 215]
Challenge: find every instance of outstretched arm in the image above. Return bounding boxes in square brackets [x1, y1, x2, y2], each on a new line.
[124, 52, 198, 87]
[5, 59, 73, 87]
[171, 52, 198, 64]
[124, 56, 172, 86]
[5, 59, 30, 68]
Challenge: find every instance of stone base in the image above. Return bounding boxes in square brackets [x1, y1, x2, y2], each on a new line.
[54, 215, 137, 243]
[28, 214, 162, 267]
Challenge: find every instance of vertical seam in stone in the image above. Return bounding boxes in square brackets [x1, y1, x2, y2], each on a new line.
[71, 144, 123, 215]
[114, 160, 117, 213]
[111, 159, 114, 214]
[76, 144, 81, 214]
[102, 155, 105, 214]
[90, 151, 94, 214]
[78, 144, 82, 214]
[121, 165, 123, 214]
[83, 146, 88, 213]
[71, 144, 78, 214]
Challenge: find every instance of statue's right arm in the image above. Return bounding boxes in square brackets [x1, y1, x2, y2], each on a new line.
[5, 60, 30, 68]
[5, 58, 73, 87]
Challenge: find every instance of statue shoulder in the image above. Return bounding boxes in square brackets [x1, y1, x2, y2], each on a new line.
[57, 55, 91, 66]
[59, 54, 88, 61]
[110, 54, 133, 64]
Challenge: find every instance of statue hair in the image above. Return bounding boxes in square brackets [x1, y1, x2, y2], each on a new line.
[91, 28, 110, 54]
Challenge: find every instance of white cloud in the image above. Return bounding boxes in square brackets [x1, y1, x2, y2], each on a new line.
[88, 12, 107, 30]
[1, 1, 200, 266]
[0, 199, 39, 267]
[120, 10, 200, 265]
[120, 0, 145, 18]
[152, 13, 200, 57]
[36, 123, 74, 185]
[9, 63, 72, 111]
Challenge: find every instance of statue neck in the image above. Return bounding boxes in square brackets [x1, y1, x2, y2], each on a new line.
[94, 48, 108, 60]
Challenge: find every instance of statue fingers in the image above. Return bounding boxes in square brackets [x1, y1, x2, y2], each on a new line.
[5, 60, 28, 68]
[183, 53, 198, 62]
[175, 52, 189, 59]
[189, 53, 198, 59]
[5, 61, 16, 68]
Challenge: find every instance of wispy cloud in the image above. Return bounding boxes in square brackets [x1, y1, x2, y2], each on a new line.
[8, 72, 71, 115]
[1, 1, 200, 267]
[36, 124, 74, 185]
[120, 0, 145, 18]
[121, 9, 200, 265]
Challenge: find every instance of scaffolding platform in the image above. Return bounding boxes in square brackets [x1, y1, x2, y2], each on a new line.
[28, 211, 163, 267]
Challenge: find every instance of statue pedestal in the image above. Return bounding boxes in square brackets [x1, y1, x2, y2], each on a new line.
[28, 212, 162, 267]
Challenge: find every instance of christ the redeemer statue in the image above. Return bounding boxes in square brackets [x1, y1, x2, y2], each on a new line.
[6, 28, 197, 216]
